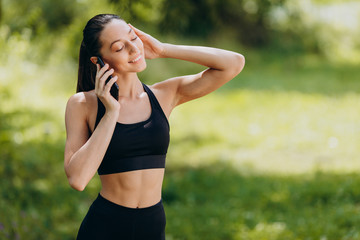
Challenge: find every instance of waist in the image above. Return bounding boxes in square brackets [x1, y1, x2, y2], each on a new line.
[94, 193, 163, 213]
[99, 168, 165, 208]
[98, 154, 166, 175]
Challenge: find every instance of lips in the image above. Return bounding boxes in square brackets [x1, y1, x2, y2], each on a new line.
[129, 55, 142, 63]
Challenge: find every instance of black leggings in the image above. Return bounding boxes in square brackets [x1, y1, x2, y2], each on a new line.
[76, 194, 166, 240]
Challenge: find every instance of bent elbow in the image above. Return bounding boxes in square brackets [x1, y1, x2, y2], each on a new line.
[234, 54, 245, 75]
[64, 162, 87, 191]
[68, 176, 86, 191]
[226, 53, 245, 79]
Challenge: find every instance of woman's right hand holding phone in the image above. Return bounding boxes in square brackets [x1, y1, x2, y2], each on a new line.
[94, 63, 120, 114]
[64, 62, 120, 191]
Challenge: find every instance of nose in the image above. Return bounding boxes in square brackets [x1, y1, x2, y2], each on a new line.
[127, 41, 139, 55]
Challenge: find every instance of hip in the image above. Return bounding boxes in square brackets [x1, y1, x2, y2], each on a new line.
[76, 193, 166, 240]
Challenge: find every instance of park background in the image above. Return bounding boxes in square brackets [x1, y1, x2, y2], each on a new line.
[1, 0, 360, 239]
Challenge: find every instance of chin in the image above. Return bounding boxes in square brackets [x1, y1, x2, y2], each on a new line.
[135, 61, 147, 72]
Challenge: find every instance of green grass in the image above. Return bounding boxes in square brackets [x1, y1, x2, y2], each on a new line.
[1, 38, 360, 239]
[168, 88, 360, 175]
[163, 165, 360, 240]
[159, 51, 360, 239]
[166, 48, 360, 175]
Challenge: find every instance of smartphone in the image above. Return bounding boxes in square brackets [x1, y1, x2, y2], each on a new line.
[97, 56, 119, 100]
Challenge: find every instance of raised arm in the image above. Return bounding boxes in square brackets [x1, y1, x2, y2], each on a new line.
[129, 24, 245, 107]
[160, 44, 245, 106]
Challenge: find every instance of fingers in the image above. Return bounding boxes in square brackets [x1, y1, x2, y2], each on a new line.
[128, 23, 146, 37]
[95, 63, 115, 94]
[98, 63, 110, 78]
[104, 75, 118, 93]
[95, 64, 110, 85]
[102, 68, 114, 82]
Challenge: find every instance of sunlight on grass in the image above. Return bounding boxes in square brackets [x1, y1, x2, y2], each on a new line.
[235, 222, 293, 240]
[1, 24, 360, 239]
[168, 89, 360, 175]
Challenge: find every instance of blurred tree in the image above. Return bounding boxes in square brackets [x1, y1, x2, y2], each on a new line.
[40, 0, 76, 30]
[3, 0, 76, 36]
[109, 0, 164, 23]
[159, 0, 287, 46]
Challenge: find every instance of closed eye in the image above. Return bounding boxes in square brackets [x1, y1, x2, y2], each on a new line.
[114, 36, 137, 52]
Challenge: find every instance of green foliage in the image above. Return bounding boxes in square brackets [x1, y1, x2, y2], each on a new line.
[3, 0, 76, 36]
[2, 0, 360, 62]
[2, 42, 360, 238]
[0, 0, 2, 23]
[1, 0, 360, 239]
[109, 0, 164, 23]
[268, 1, 360, 63]
[159, 0, 287, 45]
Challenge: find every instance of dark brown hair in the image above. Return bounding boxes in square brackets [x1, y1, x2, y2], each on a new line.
[76, 14, 122, 92]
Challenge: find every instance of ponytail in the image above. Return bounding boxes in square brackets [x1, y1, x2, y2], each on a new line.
[77, 41, 96, 92]
[76, 14, 122, 93]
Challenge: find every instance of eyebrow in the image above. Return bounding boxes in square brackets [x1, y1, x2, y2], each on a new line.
[109, 28, 133, 49]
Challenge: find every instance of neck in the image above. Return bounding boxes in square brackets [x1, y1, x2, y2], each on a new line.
[113, 72, 143, 98]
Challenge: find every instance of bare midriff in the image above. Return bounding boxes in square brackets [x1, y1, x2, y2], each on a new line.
[99, 168, 165, 208]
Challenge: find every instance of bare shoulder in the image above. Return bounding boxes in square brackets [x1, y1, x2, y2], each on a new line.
[65, 90, 97, 128]
[66, 90, 96, 106]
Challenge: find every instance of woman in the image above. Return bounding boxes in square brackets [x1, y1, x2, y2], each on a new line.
[64, 14, 244, 240]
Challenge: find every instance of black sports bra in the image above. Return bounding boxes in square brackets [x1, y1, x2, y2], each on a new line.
[93, 83, 170, 175]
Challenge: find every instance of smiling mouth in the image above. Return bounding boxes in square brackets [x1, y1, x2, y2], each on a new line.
[129, 55, 142, 63]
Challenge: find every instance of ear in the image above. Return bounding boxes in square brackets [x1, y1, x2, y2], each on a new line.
[90, 57, 98, 65]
